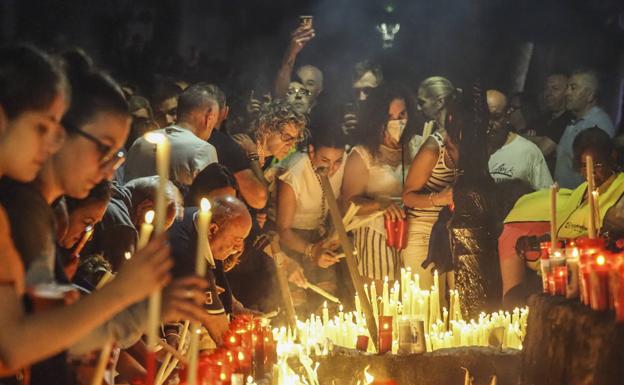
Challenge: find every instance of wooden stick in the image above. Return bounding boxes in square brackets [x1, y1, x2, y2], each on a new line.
[318, 170, 379, 351]
[305, 282, 340, 303]
[157, 340, 189, 366]
[586, 155, 597, 238]
[90, 341, 112, 385]
[269, 235, 299, 334]
[158, 321, 190, 385]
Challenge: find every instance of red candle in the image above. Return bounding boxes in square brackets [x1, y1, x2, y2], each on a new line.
[553, 265, 567, 296]
[356, 335, 369, 351]
[590, 254, 611, 311]
[378, 316, 393, 354]
[384, 217, 397, 248]
[235, 347, 251, 378]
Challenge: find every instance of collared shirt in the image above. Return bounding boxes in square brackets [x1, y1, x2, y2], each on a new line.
[124, 125, 218, 186]
[554, 106, 615, 189]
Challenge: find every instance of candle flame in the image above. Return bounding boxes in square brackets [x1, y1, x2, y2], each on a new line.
[144, 132, 166, 144]
[124, 251, 132, 260]
[596, 255, 606, 266]
[144, 210, 155, 224]
[363, 365, 374, 384]
[200, 197, 211, 212]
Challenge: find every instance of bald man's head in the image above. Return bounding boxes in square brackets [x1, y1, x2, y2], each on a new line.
[487, 90, 508, 118]
[207, 195, 252, 261]
[296, 65, 324, 99]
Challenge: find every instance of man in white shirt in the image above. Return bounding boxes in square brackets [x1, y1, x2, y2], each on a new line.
[486, 90, 553, 190]
[123, 83, 219, 186]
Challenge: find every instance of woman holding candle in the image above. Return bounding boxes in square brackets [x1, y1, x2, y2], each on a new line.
[277, 107, 347, 310]
[341, 84, 417, 284]
[0, 46, 205, 385]
[402, 77, 460, 291]
[499, 127, 624, 307]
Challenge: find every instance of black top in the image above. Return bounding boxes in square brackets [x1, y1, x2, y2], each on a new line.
[167, 207, 230, 314]
[535, 110, 575, 144]
[83, 182, 137, 271]
[208, 129, 250, 174]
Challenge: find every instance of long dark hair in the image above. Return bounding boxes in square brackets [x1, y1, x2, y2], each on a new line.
[0, 44, 69, 119]
[61, 51, 128, 132]
[356, 84, 417, 158]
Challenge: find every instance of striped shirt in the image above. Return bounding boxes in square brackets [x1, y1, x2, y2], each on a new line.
[407, 132, 457, 219]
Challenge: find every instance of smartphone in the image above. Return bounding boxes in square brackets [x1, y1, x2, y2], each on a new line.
[299, 15, 313, 28]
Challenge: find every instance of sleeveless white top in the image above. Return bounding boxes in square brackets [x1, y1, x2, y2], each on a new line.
[279, 151, 345, 230]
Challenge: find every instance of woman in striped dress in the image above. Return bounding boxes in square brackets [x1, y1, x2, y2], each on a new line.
[402, 77, 460, 291]
[341, 85, 417, 284]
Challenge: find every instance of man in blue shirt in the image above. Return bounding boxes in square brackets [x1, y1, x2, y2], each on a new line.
[555, 69, 615, 188]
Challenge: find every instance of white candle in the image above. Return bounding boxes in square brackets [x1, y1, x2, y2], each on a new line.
[593, 190, 601, 235]
[586, 155, 597, 238]
[550, 183, 558, 250]
[322, 301, 329, 325]
[382, 276, 389, 316]
[137, 210, 154, 249]
[370, 282, 379, 318]
[187, 199, 212, 385]
[144, 132, 170, 359]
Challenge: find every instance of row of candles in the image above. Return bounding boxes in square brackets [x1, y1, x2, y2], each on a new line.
[290, 267, 527, 356]
[540, 155, 624, 320]
[540, 237, 624, 321]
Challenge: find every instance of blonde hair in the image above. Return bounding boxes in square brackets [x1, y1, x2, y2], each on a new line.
[419, 76, 457, 101]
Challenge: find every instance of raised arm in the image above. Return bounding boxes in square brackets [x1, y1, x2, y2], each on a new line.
[274, 25, 315, 98]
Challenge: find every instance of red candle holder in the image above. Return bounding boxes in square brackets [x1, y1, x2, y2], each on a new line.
[577, 238, 605, 305]
[234, 347, 252, 378]
[539, 242, 552, 294]
[610, 254, 624, 322]
[356, 335, 369, 351]
[590, 253, 611, 311]
[224, 330, 242, 349]
[378, 316, 393, 354]
[552, 264, 567, 296]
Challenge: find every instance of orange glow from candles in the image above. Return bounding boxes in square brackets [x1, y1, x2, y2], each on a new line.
[383, 323, 390, 330]
[558, 269, 565, 277]
[238, 351, 245, 361]
[597, 255, 606, 266]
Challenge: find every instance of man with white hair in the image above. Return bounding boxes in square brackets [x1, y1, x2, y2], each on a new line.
[555, 69, 615, 188]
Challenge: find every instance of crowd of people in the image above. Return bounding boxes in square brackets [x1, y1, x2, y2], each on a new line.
[0, 18, 622, 385]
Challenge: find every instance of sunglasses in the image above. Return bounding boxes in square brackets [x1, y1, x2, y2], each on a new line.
[63, 121, 126, 171]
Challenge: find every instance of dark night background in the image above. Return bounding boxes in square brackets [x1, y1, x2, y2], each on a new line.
[2, 0, 624, 125]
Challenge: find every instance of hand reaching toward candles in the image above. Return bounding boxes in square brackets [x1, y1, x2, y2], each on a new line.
[203, 313, 229, 346]
[114, 234, 172, 304]
[161, 276, 209, 324]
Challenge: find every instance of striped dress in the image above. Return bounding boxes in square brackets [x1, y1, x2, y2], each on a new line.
[403, 131, 457, 288]
[349, 146, 404, 281]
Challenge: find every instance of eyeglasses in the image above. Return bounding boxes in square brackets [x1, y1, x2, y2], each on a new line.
[63, 121, 126, 170]
[279, 130, 304, 145]
[286, 87, 311, 97]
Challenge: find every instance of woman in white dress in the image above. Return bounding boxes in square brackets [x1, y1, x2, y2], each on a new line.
[341, 85, 417, 285]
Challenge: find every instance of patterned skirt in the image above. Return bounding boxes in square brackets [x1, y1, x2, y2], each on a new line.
[353, 226, 401, 281]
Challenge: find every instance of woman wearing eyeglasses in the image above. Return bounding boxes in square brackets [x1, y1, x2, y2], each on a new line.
[500, 126, 624, 308]
[233, 99, 308, 167]
[0, 46, 205, 384]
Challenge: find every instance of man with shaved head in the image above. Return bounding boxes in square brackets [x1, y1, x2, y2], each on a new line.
[486, 89, 553, 190]
[168, 195, 252, 344]
[555, 69, 615, 188]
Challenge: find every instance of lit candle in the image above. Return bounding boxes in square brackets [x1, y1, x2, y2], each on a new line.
[550, 183, 558, 251]
[593, 190, 601, 235]
[144, 132, 170, 385]
[137, 210, 155, 249]
[322, 301, 329, 325]
[586, 155, 597, 238]
[590, 254, 610, 311]
[382, 277, 389, 316]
